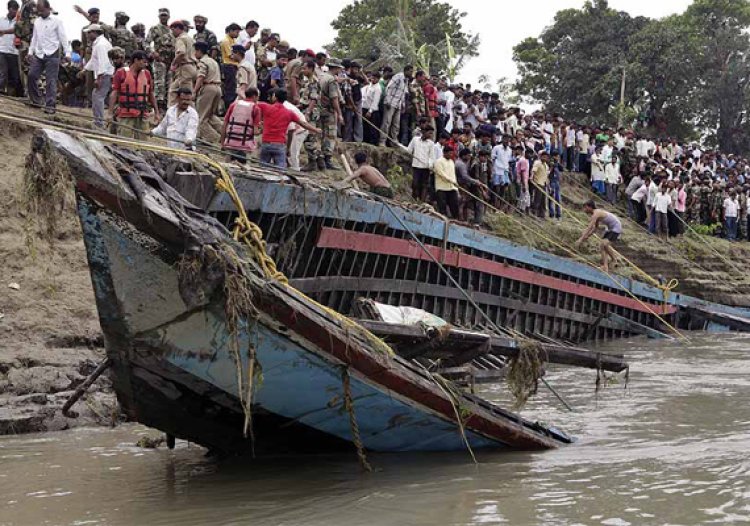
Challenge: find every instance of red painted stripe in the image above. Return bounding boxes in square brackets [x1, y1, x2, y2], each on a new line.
[317, 227, 676, 316]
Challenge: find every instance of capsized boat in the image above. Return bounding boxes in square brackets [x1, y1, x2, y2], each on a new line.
[38, 130, 580, 455]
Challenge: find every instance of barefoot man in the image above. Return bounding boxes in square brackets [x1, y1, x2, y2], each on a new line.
[575, 200, 622, 272]
[334, 151, 394, 198]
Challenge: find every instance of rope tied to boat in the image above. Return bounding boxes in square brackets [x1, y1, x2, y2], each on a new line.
[341, 367, 372, 472]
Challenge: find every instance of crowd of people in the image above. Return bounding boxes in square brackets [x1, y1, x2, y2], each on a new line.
[1, 1, 748, 242]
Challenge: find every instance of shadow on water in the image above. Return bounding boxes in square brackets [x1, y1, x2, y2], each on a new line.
[1, 333, 750, 525]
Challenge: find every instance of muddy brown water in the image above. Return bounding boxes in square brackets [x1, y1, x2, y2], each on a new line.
[2, 333, 749, 526]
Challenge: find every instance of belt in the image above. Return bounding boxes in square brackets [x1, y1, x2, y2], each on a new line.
[205, 81, 222, 85]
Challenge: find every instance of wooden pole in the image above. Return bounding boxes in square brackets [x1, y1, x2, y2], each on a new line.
[618, 67, 626, 128]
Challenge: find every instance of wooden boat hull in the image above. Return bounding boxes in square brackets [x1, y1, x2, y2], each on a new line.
[49, 128, 570, 455]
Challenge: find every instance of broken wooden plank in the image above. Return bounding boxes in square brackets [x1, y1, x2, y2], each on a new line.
[607, 312, 674, 340]
[356, 320, 628, 373]
[686, 306, 750, 332]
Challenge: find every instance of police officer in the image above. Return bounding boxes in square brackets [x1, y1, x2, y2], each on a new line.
[168, 20, 196, 107]
[192, 40, 222, 143]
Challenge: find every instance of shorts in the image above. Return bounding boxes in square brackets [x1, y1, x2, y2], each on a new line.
[371, 186, 394, 198]
[603, 231, 620, 242]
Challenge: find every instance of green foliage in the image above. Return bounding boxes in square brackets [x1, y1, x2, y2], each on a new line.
[327, 0, 479, 74]
[513, 0, 750, 155]
[512, 0, 648, 123]
[690, 223, 722, 236]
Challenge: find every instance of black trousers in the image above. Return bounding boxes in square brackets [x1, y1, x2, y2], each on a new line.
[363, 110, 381, 145]
[436, 190, 460, 218]
[0, 52, 23, 96]
[221, 64, 238, 109]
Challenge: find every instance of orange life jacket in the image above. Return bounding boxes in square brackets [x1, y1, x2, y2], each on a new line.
[117, 68, 152, 118]
[223, 100, 258, 152]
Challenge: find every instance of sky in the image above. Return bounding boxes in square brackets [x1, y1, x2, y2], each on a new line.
[56, 0, 692, 84]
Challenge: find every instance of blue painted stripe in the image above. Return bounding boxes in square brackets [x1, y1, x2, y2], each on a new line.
[214, 179, 750, 319]
[160, 313, 505, 452]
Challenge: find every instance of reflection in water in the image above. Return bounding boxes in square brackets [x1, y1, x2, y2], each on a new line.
[1, 333, 749, 525]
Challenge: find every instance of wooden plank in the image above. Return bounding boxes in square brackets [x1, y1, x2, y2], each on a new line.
[356, 320, 628, 373]
[316, 227, 677, 316]
[291, 276, 615, 328]
[686, 307, 750, 332]
[607, 312, 675, 340]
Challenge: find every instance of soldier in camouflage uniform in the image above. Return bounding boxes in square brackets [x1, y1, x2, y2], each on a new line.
[313, 58, 343, 171]
[685, 181, 701, 224]
[107, 12, 137, 59]
[131, 23, 147, 52]
[73, 6, 99, 106]
[700, 184, 712, 225]
[147, 8, 174, 111]
[14, 0, 36, 93]
[192, 15, 217, 52]
[299, 60, 321, 171]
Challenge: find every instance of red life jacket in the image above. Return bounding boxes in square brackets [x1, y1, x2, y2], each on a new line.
[117, 68, 153, 118]
[223, 100, 258, 152]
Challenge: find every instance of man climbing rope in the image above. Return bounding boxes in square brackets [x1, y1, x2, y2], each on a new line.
[575, 200, 622, 272]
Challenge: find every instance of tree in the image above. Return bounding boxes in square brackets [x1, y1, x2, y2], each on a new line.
[512, 0, 648, 123]
[326, 0, 479, 75]
[684, 0, 750, 153]
[626, 14, 704, 139]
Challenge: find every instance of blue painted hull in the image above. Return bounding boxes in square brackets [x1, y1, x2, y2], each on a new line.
[76, 198, 567, 454]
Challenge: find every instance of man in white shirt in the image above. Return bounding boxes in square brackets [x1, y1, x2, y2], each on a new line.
[362, 72, 382, 145]
[283, 99, 307, 171]
[491, 135, 512, 205]
[724, 189, 739, 241]
[630, 176, 651, 224]
[604, 155, 621, 204]
[237, 21, 258, 70]
[83, 25, 114, 128]
[152, 88, 199, 148]
[653, 183, 672, 239]
[0, 0, 22, 96]
[406, 126, 436, 201]
[27, 0, 69, 113]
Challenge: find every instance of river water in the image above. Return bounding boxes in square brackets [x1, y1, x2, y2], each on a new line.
[2, 333, 749, 525]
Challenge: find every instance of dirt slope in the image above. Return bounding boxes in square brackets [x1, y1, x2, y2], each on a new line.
[0, 113, 115, 434]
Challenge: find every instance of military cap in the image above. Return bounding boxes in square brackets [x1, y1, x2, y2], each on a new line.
[327, 58, 343, 69]
[278, 40, 289, 49]
[193, 41, 209, 53]
[115, 11, 129, 20]
[261, 28, 271, 35]
[158, 8, 170, 15]
[181, 19, 193, 29]
[87, 7, 100, 14]
[194, 15, 207, 23]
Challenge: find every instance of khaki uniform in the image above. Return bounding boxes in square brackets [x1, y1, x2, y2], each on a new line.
[168, 33, 197, 107]
[316, 72, 340, 160]
[147, 23, 174, 107]
[236, 63, 257, 93]
[195, 55, 223, 143]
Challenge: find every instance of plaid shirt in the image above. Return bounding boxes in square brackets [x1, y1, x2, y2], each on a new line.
[383, 72, 408, 109]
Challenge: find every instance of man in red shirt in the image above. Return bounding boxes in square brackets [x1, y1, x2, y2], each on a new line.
[257, 88, 321, 168]
[109, 50, 159, 139]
